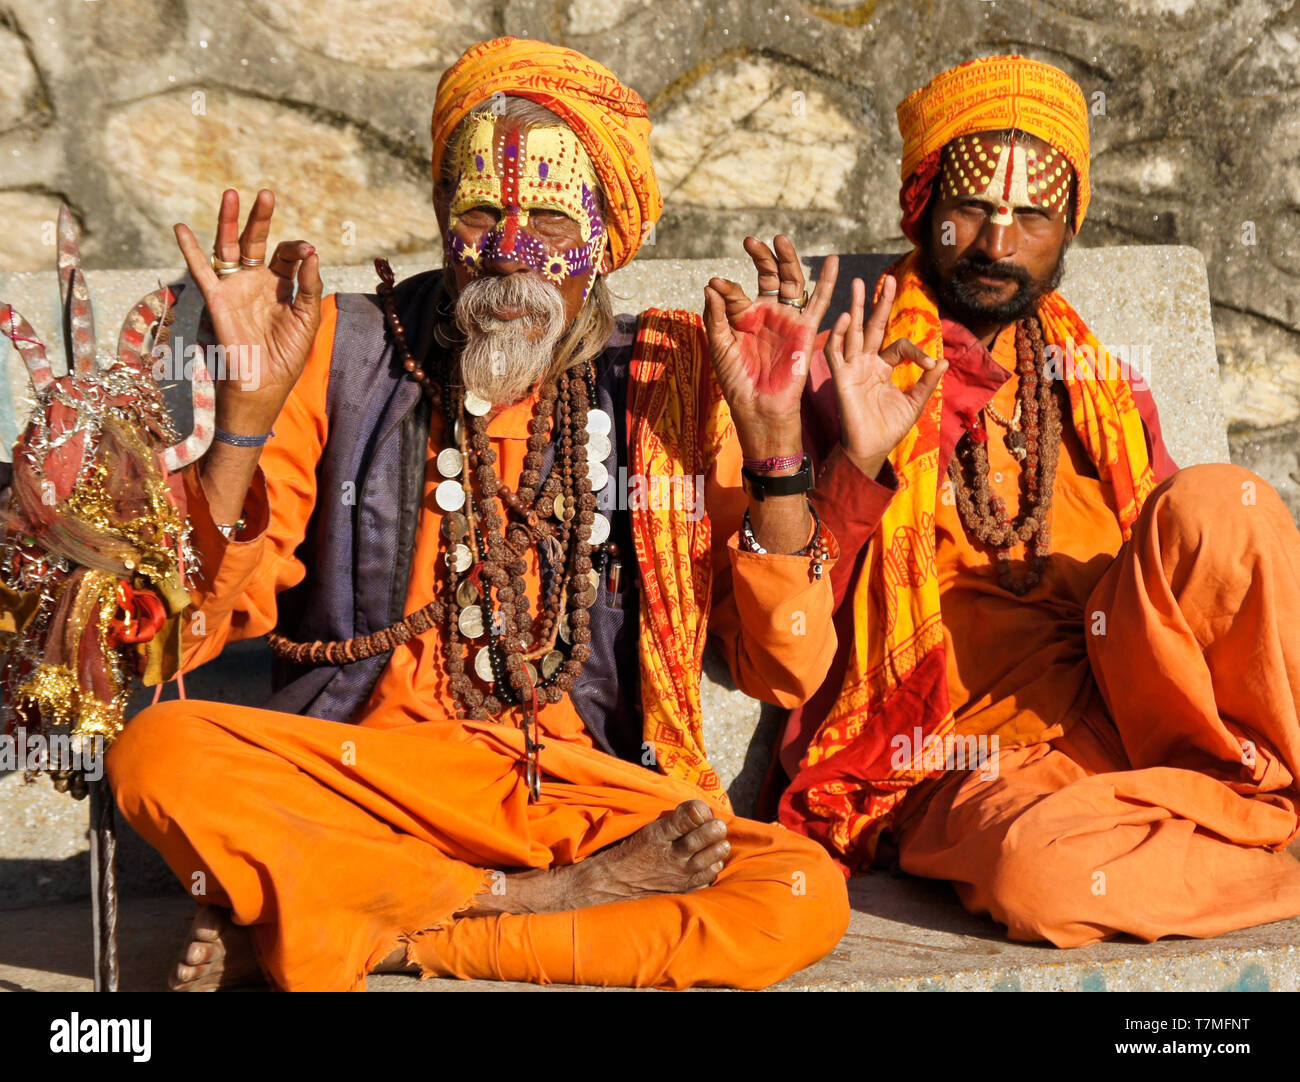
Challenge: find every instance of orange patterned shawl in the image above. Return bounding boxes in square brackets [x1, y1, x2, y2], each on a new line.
[628, 309, 732, 808]
[780, 249, 1158, 871]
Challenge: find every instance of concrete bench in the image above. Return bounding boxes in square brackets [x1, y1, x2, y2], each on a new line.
[4, 246, 1269, 992]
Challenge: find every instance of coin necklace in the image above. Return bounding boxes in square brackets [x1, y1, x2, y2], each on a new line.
[376, 260, 614, 799]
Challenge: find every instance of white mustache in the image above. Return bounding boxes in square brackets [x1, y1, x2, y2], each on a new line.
[455, 275, 567, 408]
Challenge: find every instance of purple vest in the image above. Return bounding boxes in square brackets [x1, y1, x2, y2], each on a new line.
[262, 270, 645, 763]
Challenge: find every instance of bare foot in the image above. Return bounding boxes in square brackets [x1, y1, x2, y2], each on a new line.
[170, 906, 265, 991]
[468, 798, 731, 916]
[372, 800, 732, 975]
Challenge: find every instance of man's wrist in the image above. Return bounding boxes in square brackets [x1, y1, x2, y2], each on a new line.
[841, 446, 888, 481]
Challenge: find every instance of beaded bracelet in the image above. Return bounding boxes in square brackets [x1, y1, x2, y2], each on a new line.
[215, 425, 274, 448]
[742, 452, 805, 474]
[740, 501, 830, 580]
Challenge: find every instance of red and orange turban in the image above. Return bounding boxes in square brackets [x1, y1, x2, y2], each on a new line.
[895, 55, 1091, 244]
[431, 37, 661, 271]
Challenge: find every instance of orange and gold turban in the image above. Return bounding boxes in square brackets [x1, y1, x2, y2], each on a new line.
[431, 37, 661, 271]
[895, 54, 1090, 244]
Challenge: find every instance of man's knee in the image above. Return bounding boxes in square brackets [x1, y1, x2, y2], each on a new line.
[980, 813, 1111, 947]
[752, 833, 851, 982]
[1150, 463, 1283, 543]
[106, 699, 220, 808]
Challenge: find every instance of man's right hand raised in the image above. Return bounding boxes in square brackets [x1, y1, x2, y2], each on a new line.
[174, 188, 322, 436]
[824, 274, 948, 482]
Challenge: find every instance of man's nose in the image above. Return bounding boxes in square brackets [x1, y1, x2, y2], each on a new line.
[973, 220, 1018, 264]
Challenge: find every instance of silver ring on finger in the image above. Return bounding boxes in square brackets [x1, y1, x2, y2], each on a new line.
[757, 288, 780, 296]
[240, 255, 265, 268]
[779, 289, 809, 311]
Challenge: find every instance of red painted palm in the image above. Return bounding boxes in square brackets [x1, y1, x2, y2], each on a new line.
[0, 206, 213, 796]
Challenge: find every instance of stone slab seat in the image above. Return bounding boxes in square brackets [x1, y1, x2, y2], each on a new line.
[3, 247, 1271, 993]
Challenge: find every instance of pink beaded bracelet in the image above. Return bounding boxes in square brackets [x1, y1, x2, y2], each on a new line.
[742, 453, 805, 474]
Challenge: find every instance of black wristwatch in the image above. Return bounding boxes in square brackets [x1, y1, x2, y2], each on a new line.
[741, 454, 814, 501]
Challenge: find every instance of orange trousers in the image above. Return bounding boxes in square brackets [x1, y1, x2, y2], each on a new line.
[107, 701, 849, 990]
[896, 464, 1300, 947]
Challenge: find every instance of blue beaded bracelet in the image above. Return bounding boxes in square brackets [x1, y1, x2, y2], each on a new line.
[214, 425, 274, 448]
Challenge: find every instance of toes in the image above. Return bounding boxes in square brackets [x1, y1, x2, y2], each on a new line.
[675, 817, 727, 856]
[685, 861, 726, 892]
[191, 906, 224, 942]
[184, 939, 218, 966]
[686, 838, 731, 873]
[665, 799, 713, 838]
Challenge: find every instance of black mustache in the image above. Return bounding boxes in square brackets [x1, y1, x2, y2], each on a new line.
[952, 258, 1031, 286]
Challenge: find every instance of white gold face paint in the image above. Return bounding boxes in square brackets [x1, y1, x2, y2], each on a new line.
[940, 131, 1073, 224]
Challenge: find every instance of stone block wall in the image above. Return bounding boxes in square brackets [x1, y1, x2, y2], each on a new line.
[0, 0, 1296, 511]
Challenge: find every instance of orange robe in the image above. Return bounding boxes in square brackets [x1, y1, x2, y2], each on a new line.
[801, 320, 1300, 947]
[106, 294, 849, 990]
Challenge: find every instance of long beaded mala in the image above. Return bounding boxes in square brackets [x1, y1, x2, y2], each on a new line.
[947, 314, 1064, 596]
[268, 260, 611, 800]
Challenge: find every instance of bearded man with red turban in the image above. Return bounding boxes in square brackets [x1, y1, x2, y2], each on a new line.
[104, 38, 854, 990]
[778, 55, 1300, 948]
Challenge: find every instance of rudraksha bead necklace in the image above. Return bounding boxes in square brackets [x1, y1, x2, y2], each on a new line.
[376, 259, 611, 799]
[947, 314, 1064, 596]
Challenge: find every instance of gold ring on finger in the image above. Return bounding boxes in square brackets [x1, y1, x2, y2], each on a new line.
[212, 253, 242, 276]
[778, 289, 809, 311]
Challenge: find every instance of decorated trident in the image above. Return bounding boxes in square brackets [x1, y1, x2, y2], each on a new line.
[0, 205, 215, 990]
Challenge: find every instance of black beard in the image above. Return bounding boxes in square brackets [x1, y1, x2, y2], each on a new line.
[921, 232, 1068, 326]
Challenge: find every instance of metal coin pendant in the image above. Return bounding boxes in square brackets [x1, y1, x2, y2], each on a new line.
[587, 569, 600, 592]
[587, 460, 609, 492]
[436, 447, 463, 478]
[586, 432, 612, 462]
[586, 409, 611, 436]
[474, 646, 494, 683]
[588, 513, 611, 547]
[558, 614, 572, 644]
[435, 480, 466, 512]
[442, 512, 468, 541]
[458, 605, 485, 639]
[446, 543, 472, 573]
[455, 577, 480, 607]
[553, 494, 567, 521]
[525, 661, 539, 687]
[541, 650, 563, 679]
[463, 392, 492, 417]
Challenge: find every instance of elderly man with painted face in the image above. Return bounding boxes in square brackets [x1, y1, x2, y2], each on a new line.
[104, 38, 857, 991]
[776, 55, 1300, 948]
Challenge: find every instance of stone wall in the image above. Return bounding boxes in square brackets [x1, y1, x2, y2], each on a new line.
[1, 0, 1297, 511]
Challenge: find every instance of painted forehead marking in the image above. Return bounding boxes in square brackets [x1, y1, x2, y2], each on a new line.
[940, 132, 1073, 225]
[450, 113, 601, 240]
[445, 114, 607, 298]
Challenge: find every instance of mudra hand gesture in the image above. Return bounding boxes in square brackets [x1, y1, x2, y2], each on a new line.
[824, 274, 948, 480]
[703, 235, 837, 463]
[173, 188, 323, 435]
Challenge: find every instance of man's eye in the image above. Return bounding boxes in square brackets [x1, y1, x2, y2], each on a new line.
[461, 206, 499, 225]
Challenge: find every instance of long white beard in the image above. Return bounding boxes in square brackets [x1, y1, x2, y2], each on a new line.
[455, 275, 567, 408]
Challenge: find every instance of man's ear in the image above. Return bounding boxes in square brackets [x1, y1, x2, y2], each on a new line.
[598, 248, 613, 275]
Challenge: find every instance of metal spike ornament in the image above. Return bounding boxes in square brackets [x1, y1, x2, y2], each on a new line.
[0, 204, 213, 797]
